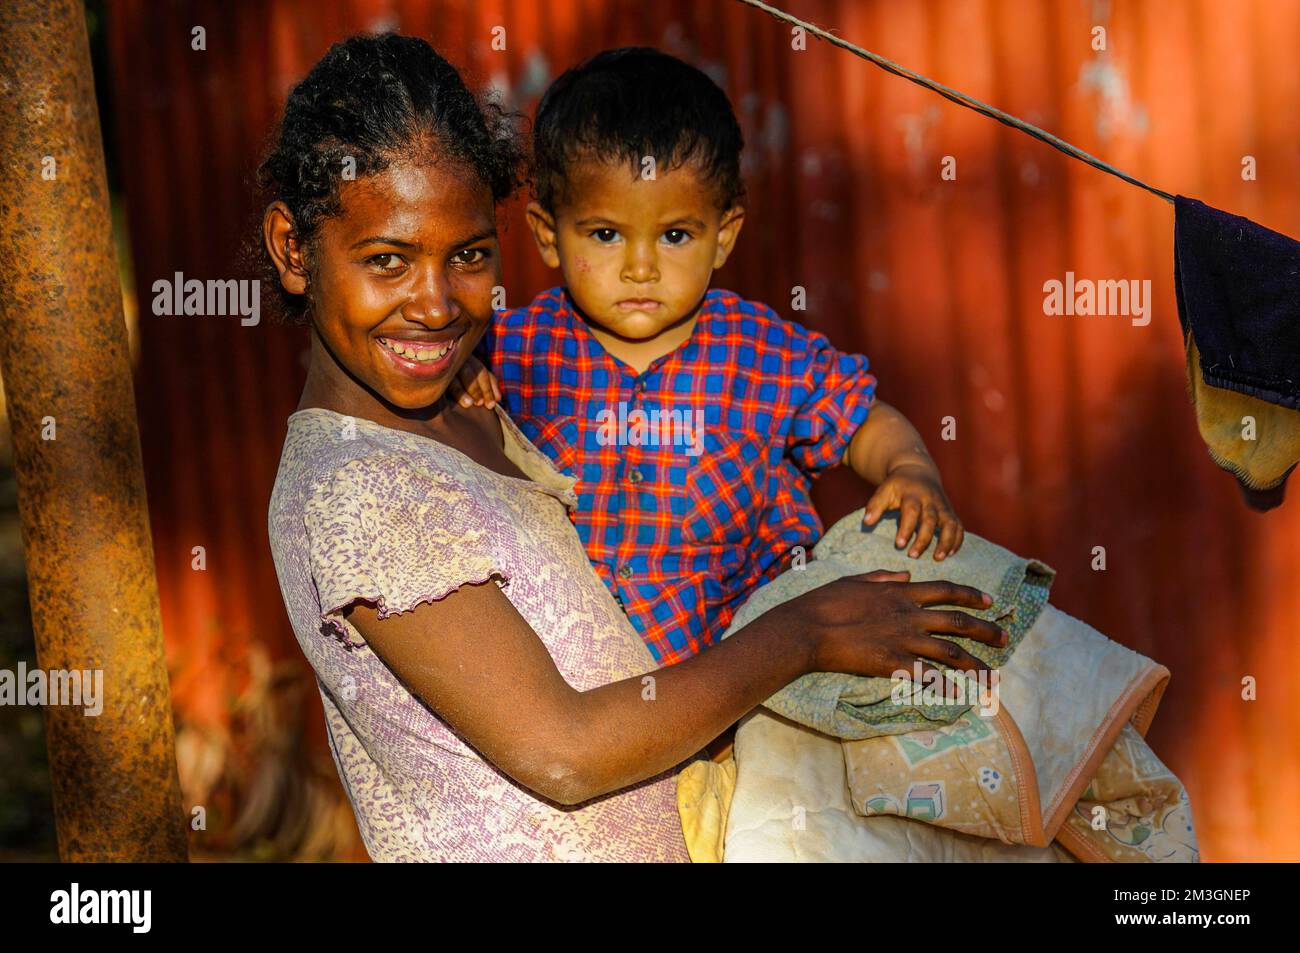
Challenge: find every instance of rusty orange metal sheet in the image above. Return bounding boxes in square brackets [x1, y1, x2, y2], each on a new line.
[101, 0, 1300, 860]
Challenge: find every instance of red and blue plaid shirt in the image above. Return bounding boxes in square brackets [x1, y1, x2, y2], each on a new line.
[482, 287, 876, 666]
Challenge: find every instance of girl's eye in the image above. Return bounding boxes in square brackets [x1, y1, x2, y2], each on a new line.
[591, 228, 619, 244]
[367, 253, 407, 274]
[662, 229, 691, 246]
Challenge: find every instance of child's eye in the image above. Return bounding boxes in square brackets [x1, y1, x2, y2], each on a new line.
[366, 253, 407, 274]
[590, 228, 620, 244]
[662, 229, 692, 246]
[452, 247, 488, 267]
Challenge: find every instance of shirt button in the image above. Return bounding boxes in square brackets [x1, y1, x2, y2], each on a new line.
[617, 564, 633, 580]
[629, 468, 644, 484]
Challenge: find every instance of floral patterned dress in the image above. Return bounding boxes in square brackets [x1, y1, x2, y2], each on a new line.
[268, 405, 689, 862]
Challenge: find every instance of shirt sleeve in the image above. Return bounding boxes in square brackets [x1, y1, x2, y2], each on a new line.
[787, 329, 877, 476]
[475, 310, 501, 374]
[303, 451, 508, 648]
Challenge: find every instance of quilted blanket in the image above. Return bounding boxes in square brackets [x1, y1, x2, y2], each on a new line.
[677, 511, 1198, 862]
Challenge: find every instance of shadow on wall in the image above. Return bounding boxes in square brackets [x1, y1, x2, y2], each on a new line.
[173, 640, 363, 861]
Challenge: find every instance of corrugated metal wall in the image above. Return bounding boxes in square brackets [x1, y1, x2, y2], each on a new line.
[104, 0, 1300, 860]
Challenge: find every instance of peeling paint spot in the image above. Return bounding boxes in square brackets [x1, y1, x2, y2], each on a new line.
[896, 106, 941, 175]
[1078, 58, 1147, 140]
[761, 101, 789, 155]
[518, 50, 552, 101]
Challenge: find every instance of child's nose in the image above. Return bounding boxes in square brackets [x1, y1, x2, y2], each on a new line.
[621, 243, 659, 283]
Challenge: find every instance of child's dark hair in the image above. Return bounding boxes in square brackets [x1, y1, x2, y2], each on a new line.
[256, 33, 525, 322]
[532, 47, 744, 213]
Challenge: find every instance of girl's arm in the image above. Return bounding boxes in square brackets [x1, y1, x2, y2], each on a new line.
[346, 571, 1004, 805]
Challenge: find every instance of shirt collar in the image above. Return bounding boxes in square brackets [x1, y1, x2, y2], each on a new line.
[556, 286, 717, 377]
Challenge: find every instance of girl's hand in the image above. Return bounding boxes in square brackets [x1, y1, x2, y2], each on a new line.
[449, 355, 502, 409]
[779, 570, 1006, 685]
[862, 461, 965, 560]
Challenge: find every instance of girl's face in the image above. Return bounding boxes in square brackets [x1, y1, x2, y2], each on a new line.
[278, 155, 500, 412]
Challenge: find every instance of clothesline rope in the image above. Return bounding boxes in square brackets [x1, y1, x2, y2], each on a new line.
[734, 0, 1176, 204]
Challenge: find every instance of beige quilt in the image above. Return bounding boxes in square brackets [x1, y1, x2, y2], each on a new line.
[677, 522, 1198, 862]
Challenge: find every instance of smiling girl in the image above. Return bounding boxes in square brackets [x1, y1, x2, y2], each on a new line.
[264, 33, 1006, 862]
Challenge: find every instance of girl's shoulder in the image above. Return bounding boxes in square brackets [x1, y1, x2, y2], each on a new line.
[272, 409, 508, 651]
[279, 407, 482, 506]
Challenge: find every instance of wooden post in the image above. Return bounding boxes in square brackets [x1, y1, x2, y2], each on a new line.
[0, 0, 188, 861]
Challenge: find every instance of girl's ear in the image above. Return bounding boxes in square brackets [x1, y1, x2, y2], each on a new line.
[263, 201, 310, 295]
[713, 205, 746, 269]
[524, 201, 562, 269]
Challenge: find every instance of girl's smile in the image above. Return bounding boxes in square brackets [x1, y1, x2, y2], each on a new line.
[375, 334, 461, 379]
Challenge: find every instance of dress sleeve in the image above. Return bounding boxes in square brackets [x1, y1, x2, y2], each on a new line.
[303, 451, 508, 648]
[787, 328, 878, 475]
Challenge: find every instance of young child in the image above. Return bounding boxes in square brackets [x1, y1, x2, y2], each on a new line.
[465, 47, 965, 666]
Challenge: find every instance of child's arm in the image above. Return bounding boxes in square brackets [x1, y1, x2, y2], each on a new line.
[845, 400, 965, 560]
[780, 326, 961, 558]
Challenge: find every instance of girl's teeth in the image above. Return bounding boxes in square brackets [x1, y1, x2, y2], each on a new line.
[382, 338, 452, 362]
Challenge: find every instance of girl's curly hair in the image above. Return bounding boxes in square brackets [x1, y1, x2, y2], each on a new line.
[256, 33, 525, 323]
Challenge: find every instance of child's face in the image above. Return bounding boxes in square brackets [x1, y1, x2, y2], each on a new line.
[268, 156, 501, 411]
[527, 158, 744, 340]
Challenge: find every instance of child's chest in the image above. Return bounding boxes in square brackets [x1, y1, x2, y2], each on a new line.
[510, 387, 798, 550]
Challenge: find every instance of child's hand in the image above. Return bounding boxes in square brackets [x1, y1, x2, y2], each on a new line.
[862, 462, 965, 560]
[449, 355, 501, 409]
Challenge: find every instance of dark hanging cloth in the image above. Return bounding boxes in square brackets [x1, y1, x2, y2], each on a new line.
[1174, 196, 1300, 409]
[1174, 197, 1300, 509]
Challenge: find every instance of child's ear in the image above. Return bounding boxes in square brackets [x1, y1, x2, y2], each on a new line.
[263, 201, 309, 295]
[713, 205, 746, 269]
[525, 201, 562, 269]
